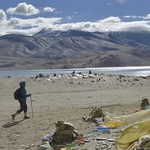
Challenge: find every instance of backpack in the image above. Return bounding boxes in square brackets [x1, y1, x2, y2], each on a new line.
[14, 88, 21, 100]
[49, 121, 79, 149]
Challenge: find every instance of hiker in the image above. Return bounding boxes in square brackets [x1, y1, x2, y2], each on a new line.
[11, 81, 31, 121]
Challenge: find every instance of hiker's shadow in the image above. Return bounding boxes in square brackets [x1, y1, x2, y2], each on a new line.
[2, 120, 24, 128]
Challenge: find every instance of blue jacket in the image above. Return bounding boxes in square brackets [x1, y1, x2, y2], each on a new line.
[19, 81, 30, 102]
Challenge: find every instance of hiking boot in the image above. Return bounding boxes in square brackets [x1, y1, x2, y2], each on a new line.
[11, 114, 15, 121]
[24, 116, 30, 119]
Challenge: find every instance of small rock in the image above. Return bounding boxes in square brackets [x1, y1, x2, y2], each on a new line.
[107, 138, 115, 142]
[101, 141, 107, 145]
[70, 147, 79, 150]
[84, 139, 91, 142]
[108, 145, 112, 149]
[96, 137, 106, 141]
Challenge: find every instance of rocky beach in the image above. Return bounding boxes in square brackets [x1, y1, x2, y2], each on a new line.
[0, 72, 150, 150]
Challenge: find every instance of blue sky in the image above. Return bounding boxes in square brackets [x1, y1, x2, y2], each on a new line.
[0, 0, 150, 36]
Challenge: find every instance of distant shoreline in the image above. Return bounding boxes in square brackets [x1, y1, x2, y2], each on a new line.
[0, 66, 150, 77]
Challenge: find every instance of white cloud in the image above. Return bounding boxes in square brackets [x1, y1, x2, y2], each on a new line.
[143, 14, 150, 20]
[100, 16, 121, 23]
[123, 15, 131, 18]
[116, 21, 150, 32]
[50, 16, 150, 33]
[44, 7, 55, 12]
[0, 9, 7, 21]
[0, 16, 62, 36]
[73, 12, 78, 14]
[6, 2, 40, 16]
[123, 15, 143, 19]
[66, 16, 72, 20]
[116, 0, 127, 4]
[107, 3, 112, 6]
[131, 15, 137, 19]
[1, 10, 150, 36]
[0, 10, 8, 35]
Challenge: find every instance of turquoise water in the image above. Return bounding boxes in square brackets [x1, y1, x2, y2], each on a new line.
[0, 66, 150, 77]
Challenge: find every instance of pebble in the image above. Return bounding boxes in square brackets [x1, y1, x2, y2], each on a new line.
[1, 146, 5, 148]
[84, 139, 91, 142]
[96, 137, 106, 140]
[108, 145, 112, 149]
[70, 148, 79, 150]
[107, 138, 115, 142]
[101, 141, 107, 145]
[15, 134, 20, 137]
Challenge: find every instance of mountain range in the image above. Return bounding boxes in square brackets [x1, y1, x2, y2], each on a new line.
[0, 29, 150, 70]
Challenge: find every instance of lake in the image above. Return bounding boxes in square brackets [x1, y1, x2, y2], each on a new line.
[0, 66, 150, 77]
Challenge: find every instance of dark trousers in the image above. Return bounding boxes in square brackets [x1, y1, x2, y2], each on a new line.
[17, 100, 27, 113]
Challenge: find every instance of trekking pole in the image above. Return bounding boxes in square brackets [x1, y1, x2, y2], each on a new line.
[30, 95, 34, 118]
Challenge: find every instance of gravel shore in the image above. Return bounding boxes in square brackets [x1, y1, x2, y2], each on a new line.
[0, 73, 150, 149]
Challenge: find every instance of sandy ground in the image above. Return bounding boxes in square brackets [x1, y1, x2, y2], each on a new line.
[0, 73, 150, 150]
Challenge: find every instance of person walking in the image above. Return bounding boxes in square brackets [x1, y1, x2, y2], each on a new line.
[11, 81, 31, 121]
